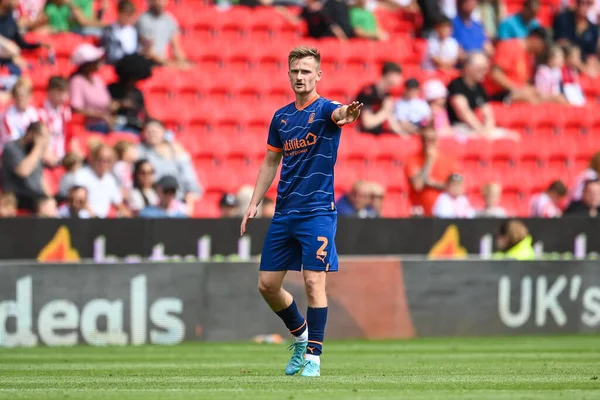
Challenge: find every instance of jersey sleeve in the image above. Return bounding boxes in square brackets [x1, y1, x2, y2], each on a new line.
[322, 100, 343, 126]
[266, 114, 282, 152]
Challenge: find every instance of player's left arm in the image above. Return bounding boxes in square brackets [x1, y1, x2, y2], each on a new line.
[331, 101, 363, 127]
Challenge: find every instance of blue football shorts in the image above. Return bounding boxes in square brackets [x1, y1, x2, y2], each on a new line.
[259, 211, 338, 272]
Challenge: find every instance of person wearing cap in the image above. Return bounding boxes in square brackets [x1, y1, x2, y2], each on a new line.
[219, 193, 239, 218]
[485, 27, 549, 104]
[423, 79, 453, 138]
[69, 43, 114, 133]
[423, 16, 459, 71]
[393, 78, 431, 135]
[139, 175, 188, 218]
[432, 173, 475, 219]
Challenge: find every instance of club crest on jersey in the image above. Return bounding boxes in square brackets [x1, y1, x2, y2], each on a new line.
[308, 112, 315, 124]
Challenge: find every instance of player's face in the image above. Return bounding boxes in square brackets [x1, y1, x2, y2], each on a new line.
[288, 57, 322, 95]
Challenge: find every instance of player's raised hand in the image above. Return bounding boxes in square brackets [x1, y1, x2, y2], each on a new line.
[337, 101, 363, 126]
[240, 204, 258, 236]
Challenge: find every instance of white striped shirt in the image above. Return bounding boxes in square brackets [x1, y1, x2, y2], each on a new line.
[0, 105, 40, 151]
[38, 100, 71, 160]
[432, 192, 475, 218]
[535, 65, 562, 97]
[529, 192, 561, 218]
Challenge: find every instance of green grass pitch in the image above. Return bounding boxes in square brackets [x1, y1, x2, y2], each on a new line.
[0, 336, 599, 399]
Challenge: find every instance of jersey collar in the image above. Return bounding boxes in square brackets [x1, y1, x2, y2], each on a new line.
[295, 94, 320, 110]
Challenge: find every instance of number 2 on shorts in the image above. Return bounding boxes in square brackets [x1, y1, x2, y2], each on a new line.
[316, 236, 328, 263]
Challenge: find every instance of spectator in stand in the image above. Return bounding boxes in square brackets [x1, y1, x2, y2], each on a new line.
[554, 0, 599, 71]
[336, 180, 377, 218]
[38, 76, 72, 167]
[423, 16, 459, 71]
[261, 197, 276, 219]
[73, 144, 130, 218]
[486, 27, 548, 104]
[0, 191, 17, 216]
[565, 178, 600, 217]
[35, 196, 57, 217]
[37, 0, 104, 36]
[57, 151, 82, 200]
[294, 0, 355, 40]
[139, 175, 187, 218]
[349, 0, 389, 41]
[219, 193, 238, 218]
[405, 126, 458, 216]
[138, 119, 201, 214]
[477, 0, 506, 39]
[356, 61, 403, 135]
[129, 159, 158, 213]
[69, 44, 114, 134]
[235, 184, 254, 217]
[570, 151, 600, 202]
[477, 182, 507, 217]
[0, 32, 27, 83]
[497, 0, 540, 40]
[14, 0, 46, 31]
[101, 0, 138, 65]
[113, 140, 138, 199]
[534, 46, 568, 104]
[561, 45, 586, 106]
[424, 79, 454, 137]
[108, 54, 152, 134]
[57, 185, 94, 218]
[1, 122, 50, 211]
[0, 78, 39, 152]
[0, 0, 45, 72]
[369, 181, 385, 217]
[530, 180, 567, 217]
[136, 0, 190, 68]
[432, 173, 475, 218]
[452, 0, 493, 56]
[494, 220, 535, 260]
[447, 53, 497, 137]
[393, 78, 431, 135]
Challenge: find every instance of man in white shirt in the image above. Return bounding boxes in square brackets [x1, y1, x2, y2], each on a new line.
[530, 180, 567, 217]
[432, 173, 475, 218]
[394, 78, 431, 134]
[73, 145, 130, 218]
[102, 0, 138, 65]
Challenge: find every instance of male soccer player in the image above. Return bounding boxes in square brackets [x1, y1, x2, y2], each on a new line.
[240, 46, 362, 377]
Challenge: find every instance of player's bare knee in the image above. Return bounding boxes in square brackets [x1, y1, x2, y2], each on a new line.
[304, 274, 325, 297]
[258, 279, 280, 297]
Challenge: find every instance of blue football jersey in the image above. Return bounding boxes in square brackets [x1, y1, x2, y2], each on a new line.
[266, 96, 343, 215]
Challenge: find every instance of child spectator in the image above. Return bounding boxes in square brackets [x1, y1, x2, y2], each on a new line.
[38, 76, 72, 166]
[477, 182, 508, 217]
[561, 45, 586, 106]
[0, 78, 39, 151]
[129, 159, 158, 213]
[432, 173, 475, 218]
[35, 196, 57, 217]
[349, 0, 388, 41]
[394, 78, 431, 134]
[0, 192, 17, 217]
[534, 46, 568, 104]
[423, 16, 459, 71]
[139, 175, 187, 218]
[101, 0, 138, 65]
[423, 79, 454, 137]
[530, 180, 567, 217]
[58, 151, 83, 200]
[219, 193, 238, 218]
[368, 181, 385, 217]
[113, 140, 138, 198]
[57, 185, 94, 218]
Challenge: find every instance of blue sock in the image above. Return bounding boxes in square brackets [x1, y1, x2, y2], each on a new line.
[275, 300, 307, 337]
[306, 306, 327, 356]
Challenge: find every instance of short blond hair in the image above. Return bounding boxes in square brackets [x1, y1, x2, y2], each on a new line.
[114, 140, 134, 160]
[288, 46, 321, 68]
[11, 77, 32, 97]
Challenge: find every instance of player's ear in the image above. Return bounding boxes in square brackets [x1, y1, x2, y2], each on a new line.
[316, 68, 322, 81]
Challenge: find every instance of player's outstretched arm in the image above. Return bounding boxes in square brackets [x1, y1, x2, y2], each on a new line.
[240, 150, 282, 236]
[332, 101, 363, 126]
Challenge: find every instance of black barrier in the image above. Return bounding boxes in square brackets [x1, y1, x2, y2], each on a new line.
[1, 260, 599, 347]
[0, 218, 599, 261]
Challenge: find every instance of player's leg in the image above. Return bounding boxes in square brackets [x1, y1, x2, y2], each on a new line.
[259, 218, 307, 375]
[296, 213, 339, 377]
